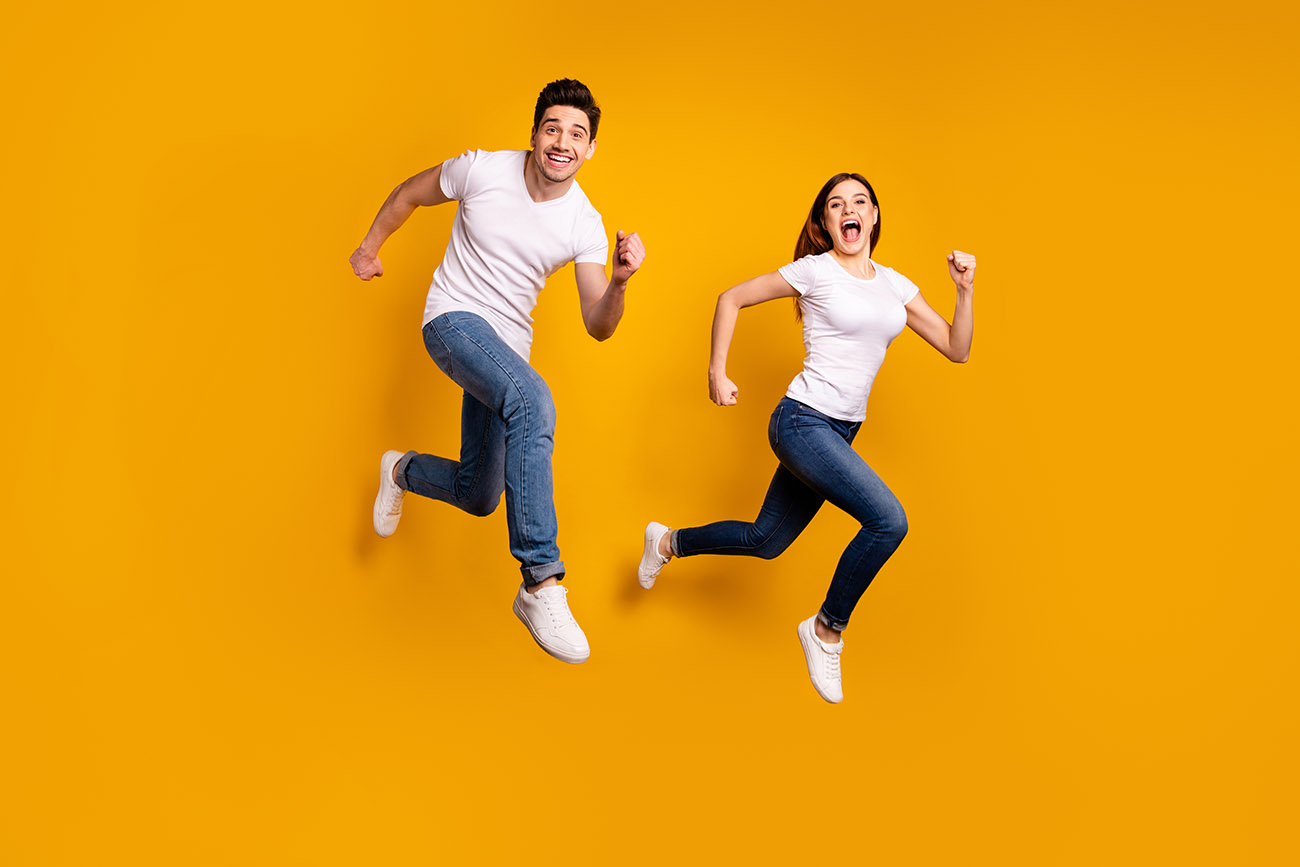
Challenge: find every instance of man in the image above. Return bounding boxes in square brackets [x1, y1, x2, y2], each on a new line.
[350, 79, 645, 664]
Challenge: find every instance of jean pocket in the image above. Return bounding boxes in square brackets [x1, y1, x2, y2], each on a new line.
[768, 401, 785, 449]
[424, 318, 455, 379]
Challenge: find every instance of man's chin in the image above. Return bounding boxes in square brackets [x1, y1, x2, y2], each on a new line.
[536, 159, 576, 183]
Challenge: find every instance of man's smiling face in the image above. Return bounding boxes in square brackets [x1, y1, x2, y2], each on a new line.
[529, 105, 596, 184]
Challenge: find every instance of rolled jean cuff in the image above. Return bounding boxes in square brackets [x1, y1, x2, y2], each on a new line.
[393, 450, 419, 491]
[817, 608, 849, 633]
[669, 529, 682, 558]
[521, 560, 566, 587]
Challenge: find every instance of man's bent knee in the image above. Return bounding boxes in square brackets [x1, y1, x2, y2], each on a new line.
[463, 488, 503, 517]
[502, 381, 556, 439]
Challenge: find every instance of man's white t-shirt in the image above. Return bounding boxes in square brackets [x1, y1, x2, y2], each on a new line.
[777, 252, 920, 422]
[422, 149, 609, 360]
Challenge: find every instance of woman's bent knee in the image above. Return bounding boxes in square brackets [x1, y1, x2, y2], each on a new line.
[751, 530, 794, 560]
[881, 505, 908, 545]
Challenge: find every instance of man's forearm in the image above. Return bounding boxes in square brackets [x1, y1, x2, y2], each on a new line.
[585, 279, 628, 341]
[359, 184, 420, 255]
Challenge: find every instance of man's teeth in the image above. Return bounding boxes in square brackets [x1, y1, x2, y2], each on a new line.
[549, 154, 573, 163]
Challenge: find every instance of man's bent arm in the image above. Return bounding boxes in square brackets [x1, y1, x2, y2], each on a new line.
[575, 262, 627, 341]
[574, 230, 646, 340]
[350, 164, 452, 280]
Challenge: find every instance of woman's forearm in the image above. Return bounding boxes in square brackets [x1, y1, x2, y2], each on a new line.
[949, 288, 974, 363]
[709, 291, 741, 377]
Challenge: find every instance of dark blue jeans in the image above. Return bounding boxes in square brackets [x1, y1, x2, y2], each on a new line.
[673, 397, 908, 630]
[394, 312, 564, 586]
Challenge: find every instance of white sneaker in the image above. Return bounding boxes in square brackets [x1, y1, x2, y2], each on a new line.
[797, 615, 844, 703]
[637, 522, 671, 589]
[373, 450, 405, 537]
[512, 583, 590, 664]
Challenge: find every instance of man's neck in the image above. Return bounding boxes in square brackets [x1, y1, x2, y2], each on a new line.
[522, 153, 574, 203]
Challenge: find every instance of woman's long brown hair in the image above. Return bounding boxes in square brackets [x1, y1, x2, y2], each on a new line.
[792, 172, 881, 321]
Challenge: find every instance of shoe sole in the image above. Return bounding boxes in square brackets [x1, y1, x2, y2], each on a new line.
[512, 597, 590, 664]
[797, 620, 843, 704]
[638, 522, 667, 589]
[373, 451, 403, 538]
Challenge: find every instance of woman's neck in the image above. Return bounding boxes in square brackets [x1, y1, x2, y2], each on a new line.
[829, 248, 875, 280]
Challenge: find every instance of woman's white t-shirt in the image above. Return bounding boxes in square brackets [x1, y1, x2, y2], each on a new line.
[422, 149, 609, 361]
[777, 252, 919, 422]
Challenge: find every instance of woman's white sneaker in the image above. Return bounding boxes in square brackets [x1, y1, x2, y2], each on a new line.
[373, 450, 406, 537]
[512, 583, 590, 664]
[797, 615, 844, 703]
[638, 522, 671, 589]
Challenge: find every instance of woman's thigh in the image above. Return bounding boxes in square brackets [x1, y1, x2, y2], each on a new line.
[772, 400, 904, 529]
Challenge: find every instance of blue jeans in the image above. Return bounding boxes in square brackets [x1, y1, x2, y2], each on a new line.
[394, 312, 564, 586]
[672, 397, 908, 631]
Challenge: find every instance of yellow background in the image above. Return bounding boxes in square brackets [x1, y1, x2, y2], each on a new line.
[4, 1, 1297, 863]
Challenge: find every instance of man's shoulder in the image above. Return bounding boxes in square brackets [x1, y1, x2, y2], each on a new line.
[566, 179, 604, 221]
[451, 148, 524, 171]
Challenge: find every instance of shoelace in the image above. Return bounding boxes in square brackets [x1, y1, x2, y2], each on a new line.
[824, 647, 841, 680]
[539, 587, 576, 628]
[383, 482, 403, 515]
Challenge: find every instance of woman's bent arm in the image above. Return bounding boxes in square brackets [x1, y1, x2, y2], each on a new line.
[904, 250, 976, 363]
[708, 271, 798, 405]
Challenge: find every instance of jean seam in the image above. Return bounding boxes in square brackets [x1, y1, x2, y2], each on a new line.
[441, 315, 543, 565]
[464, 400, 494, 503]
[784, 412, 897, 629]
[783, 414, 874, 518]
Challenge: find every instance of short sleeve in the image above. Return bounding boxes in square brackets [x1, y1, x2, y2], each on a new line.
[574, 212, 609, 266]
[438, 149, 481, 201]
[888, 268, 920, 305]
[777, 255, 821, 296]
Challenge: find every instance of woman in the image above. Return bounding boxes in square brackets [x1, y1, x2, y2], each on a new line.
[638, 172, 976, 703]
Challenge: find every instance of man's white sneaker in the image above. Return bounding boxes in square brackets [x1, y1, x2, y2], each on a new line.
[797, 615, 844, 703]
[638, 521, 671, 589]
[512, 583, 590, 664]
[373, 450, 406, 537]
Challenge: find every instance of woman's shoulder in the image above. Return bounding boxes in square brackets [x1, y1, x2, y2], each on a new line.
[779, 252, 833, 292]
[870, 260, 920, 302]
[786, 251, 836, 274]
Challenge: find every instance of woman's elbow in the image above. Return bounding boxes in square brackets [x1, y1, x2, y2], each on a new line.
[717, 288, 743, 311]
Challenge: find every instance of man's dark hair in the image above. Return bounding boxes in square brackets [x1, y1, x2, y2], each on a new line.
[533, 79, 601, 140]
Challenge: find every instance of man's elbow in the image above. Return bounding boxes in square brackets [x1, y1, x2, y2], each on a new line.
[582, 314, 616, 342]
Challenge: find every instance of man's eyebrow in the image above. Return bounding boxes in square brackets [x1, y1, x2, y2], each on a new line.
[541, 115, 588, 134]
